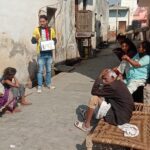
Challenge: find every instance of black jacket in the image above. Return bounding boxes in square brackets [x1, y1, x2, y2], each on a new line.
[91, 78, 134, 125]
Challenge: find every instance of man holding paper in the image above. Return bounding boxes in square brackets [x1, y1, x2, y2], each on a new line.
[31, 15, 56, 93]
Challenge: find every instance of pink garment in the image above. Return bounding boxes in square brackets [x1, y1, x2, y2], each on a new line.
[0, 89, 16, 111]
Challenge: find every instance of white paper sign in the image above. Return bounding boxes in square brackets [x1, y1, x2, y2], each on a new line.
[40, 40, 55, 51]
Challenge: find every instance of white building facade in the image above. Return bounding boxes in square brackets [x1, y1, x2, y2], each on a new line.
[109, 6, 129, 31]
[108, 0, 138, 41]
[121, 0, 138, 25]
[0, 0, 109, 82]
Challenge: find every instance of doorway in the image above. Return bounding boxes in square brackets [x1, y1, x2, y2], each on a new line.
[47, 7, 57, 28]
[118, 21, 126, 33]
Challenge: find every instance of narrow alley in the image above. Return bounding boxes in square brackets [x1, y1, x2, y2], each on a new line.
[0, 45, 120, 150]
[0, 0, 150, 150]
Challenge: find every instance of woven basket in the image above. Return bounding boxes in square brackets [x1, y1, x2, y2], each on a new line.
[90, 103, 150, 150]
[134, 102, 150, 114]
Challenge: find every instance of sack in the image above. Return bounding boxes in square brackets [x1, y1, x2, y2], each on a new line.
[40, 40, 55, 51]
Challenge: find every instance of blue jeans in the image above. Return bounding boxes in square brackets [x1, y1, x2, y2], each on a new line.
[37, 53, 52, 87]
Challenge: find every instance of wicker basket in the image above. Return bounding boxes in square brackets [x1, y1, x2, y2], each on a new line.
[134, 102, 150, 114]
[86, 103, 150, 150]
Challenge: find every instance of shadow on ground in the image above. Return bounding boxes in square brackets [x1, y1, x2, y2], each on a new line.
[72, 45, 120, 80]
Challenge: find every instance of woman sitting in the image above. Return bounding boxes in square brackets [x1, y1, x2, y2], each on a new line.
[116, 41, 150, 94]
[0, 82, 20, 113]
[1, 67, 31, 106]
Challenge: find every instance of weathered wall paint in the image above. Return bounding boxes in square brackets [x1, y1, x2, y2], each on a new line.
[109, 9, 129, 32]
[138, 0, 150, 7]
[0, 0, 77, 82]
[81, 0, 109, 47]
[0, 0, 108, 82]
[55, 0, 78, 63]
[121, 0, 138, 25]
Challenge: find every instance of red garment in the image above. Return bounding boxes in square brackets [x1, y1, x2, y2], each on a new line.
[45, 27, 51, 40]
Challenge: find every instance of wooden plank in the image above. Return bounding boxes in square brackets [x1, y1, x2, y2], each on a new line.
[76, 10, 93, 32]
[123, 26, 149, 35]
[76, 32, 94, 38]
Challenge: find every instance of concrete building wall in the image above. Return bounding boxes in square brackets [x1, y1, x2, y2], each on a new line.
[98, 0, 109, 41]
[0, 0, 77, 82]
[109, 9, 129, 31]
[108, 0, 138, 41]
[121, 0, 138, 25]
[138, 0, 150, 41]
[55, 0, 78, 63]
[133, 7, 149, 27]
[138, 0, 150, 7]
[108, 8, 129, 41]
[86, 0, 109, 47]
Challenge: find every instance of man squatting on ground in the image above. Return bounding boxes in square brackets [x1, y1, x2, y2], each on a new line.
[75, 69, 134, 131]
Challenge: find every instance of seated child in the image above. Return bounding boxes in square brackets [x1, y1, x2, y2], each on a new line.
[1, 67, 31, 105]
[113, 35, 137, 61]
[0, 82, 19, 113]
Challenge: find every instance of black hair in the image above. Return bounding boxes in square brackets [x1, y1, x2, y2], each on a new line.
[140, 41, 150, 56]
[3, 67, 17, 80]
[120, 39, 131, 47]
[39, 15, 48, 21]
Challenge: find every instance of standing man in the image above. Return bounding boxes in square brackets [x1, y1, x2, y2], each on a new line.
[31, 15, 56, 93]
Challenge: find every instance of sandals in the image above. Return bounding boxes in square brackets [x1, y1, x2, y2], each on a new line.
[74, 121, 92, 132]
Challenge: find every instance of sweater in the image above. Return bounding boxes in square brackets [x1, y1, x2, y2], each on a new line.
[91, 78, 134, 125]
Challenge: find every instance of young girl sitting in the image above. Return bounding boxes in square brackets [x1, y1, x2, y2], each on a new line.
[0, 82, 20, 113]
[113, 37, 137, 61]
[117, 41, 150, 94]
[1, 67, 32, 105]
